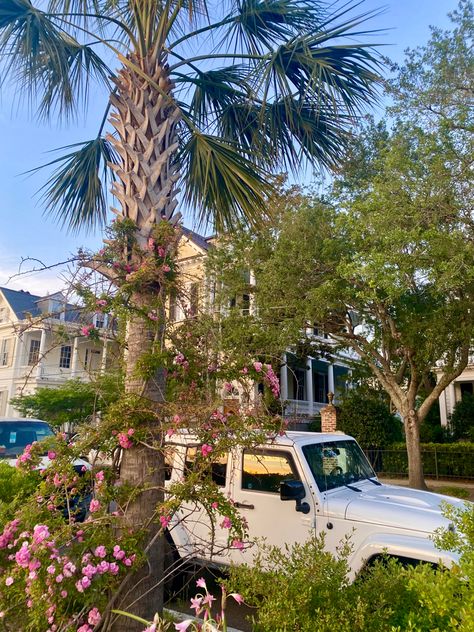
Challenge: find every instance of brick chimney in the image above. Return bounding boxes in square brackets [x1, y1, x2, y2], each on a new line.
[320, 392, 338, 432]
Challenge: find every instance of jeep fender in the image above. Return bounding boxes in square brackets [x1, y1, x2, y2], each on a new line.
[348, 532, 460, 580]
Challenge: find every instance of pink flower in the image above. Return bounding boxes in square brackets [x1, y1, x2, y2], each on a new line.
[196, 577, 207, 589]
[55, 574, 63, 583]
[157, 246, 166, 258]
[96, 299, 107, 308]
[190, 596, 203, 612]
[223, 382, 233, 393]
[33, 524, 50, 544]
[97, 561, 110, 574]
[82, 564, 97, 579]
[77, 625, 92, 632]
[118, 433, 133, 449]
[81, 576, 91, 589]
[162, 264, 171, 273]
[160, 515, 170, 529]
[95, 471, 104, 483]
[241, 367, 249, 374]
[253, 361, 263, 372]
[148, 310, 159, 321]
[232, 539, 244, 550]
[15, 542, 31, 567]
[81, 325, 95, 337]
[211, 502, 218, 510]
[202, 593, 216, 606]
[47, 451, 56, 460]
[60, 590, 68, 598]
[94, 545, 107, 558]
[5, 577, 13, 586]
[87, 607, 101, 626]
[221, 517, 232, 529]
[127, 428, 135, 436]
[175, 620, 193, 631]
[113, 546, 125, 560]
[109, 562, 119, 575]
[201, 444, 213, 457]
[89, 499, 100, 513]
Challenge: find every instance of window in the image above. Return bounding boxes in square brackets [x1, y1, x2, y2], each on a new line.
[84, 348, 101, 371]
[0, 307, 7, 323]
[288, 367, 305, 401]
[28, 339, 41, 366]
[59, 345, 72, 369]
[94, 314, 105, 329]
[185, 447, 228, 487]
[189, 283, 199, 317]
[241, 450, 299, 493]
[314, 372, 328, 404]
[0, 339, 11, 367]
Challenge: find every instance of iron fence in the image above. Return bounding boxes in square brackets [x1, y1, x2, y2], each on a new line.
[363, 447, 474, 480]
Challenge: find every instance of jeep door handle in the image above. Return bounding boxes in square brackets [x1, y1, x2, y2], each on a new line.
[234, 501, 255, 510]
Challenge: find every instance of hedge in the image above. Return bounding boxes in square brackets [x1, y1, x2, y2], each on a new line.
[364, 442, 474, 479]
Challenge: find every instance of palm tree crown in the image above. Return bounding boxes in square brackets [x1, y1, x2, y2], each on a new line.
[1, 0, 382, 235]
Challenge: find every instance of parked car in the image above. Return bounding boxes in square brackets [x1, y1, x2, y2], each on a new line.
[0, 417, 91, 519]
[165, 431, 469, 578]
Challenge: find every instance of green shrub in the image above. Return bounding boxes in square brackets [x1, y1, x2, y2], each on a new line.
[379, 442, 474, 478]
[449, 394, 474, 441]
[0, 462, 40, 505]
[338, 388, 403, 448]
[228, 506, 474, 632]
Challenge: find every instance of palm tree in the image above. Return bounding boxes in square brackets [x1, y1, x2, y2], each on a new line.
[1, 0, 382, 627]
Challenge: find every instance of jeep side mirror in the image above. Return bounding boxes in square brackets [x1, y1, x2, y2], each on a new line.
[280, 480, 310, 514]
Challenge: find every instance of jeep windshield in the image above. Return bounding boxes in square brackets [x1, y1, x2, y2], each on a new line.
[302, 440, 376, 492]
[0, 421, 55, 458]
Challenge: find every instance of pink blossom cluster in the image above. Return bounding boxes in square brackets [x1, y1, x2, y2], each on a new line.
[0, 519, 20, 549]
[263, 364, 280, 397]
[118, 428, 135, 449]
[174, 353, 189, 370]
[80, 325, 96, 337]
[2, 523, 138, 631]
[16, 442, 35, 464]
[96, 299, 108, 310]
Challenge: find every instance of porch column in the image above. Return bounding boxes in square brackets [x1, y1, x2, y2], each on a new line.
[100, 339, 108, 375]
[249, 270, 257, 316]
[37, 329, 47, 377]
[280, 354, 288, 402]
[71, 337, 79, 377]
[327, 363, 335, 398]
[306, 356, 314, 415]
[447, 382, 456, 419]
[438, 389, 448, 427]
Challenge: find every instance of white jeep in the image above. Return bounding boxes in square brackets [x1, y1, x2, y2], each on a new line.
[166, 431, 467, 577]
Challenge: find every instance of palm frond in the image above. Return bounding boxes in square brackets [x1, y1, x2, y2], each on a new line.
[178, 130, 272, 232]
[30, 137, 118, 233]
[256, 25, 382, 114]
[225, 0, 328, 54]
[0, 0, 113, 119]
[174, 65, 252, 125]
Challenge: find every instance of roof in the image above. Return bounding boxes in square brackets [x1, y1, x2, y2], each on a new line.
[181, 227, 212, 252]
[0, 287, 42, 319]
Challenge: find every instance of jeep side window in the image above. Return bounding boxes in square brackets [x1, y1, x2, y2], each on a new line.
[184, 447, 228, 487]
[241, 450, 300, 493]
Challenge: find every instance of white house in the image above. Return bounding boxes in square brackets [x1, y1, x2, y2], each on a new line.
[0, 287, 118, 417]
[175, 230, 354, 421]
[436, 358, 474, 427]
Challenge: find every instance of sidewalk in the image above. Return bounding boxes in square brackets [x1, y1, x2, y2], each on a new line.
[380, 477, 474, 501]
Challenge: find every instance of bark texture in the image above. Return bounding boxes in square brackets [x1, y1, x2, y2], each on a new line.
[106, 52, 179, 630]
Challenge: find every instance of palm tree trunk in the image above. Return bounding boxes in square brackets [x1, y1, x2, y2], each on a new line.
[105, 53, 180, 629]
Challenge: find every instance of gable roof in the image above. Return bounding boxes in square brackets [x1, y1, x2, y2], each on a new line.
[181, 227, 212, 252]
[0, 287, 43, 319]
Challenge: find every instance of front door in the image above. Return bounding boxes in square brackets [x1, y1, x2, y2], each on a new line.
[229, 448, 316, 564]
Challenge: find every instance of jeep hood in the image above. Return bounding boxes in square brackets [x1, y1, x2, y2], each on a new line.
[326, 483, 467, 534]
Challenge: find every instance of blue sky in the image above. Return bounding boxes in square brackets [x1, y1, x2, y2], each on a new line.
[0, 0, 459, 294]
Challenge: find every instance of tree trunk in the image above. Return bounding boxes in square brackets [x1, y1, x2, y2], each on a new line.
[105, 51, 179, 630]
[403, 409, 428, 490]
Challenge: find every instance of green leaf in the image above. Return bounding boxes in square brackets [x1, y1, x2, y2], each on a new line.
[179, 130, 272, 231]
[30, 136, 118, 233]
